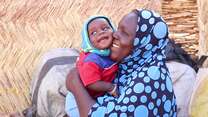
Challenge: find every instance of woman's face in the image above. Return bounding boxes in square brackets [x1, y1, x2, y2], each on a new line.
[110, 12, 138, 62]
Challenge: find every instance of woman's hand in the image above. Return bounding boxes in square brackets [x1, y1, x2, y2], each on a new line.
[108, 84, 119, 97]
[66, 67, 82, 93]
[66, 67, 96, 117]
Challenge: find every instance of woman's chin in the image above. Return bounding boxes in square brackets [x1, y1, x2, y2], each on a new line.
[110, 52, 121, 62]
[110, 53, 116, 61]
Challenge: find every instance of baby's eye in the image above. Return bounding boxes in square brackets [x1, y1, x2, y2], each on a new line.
[103, 27, 110, 31]
[91, 31, 97, 36]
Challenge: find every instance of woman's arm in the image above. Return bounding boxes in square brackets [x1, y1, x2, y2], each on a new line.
[66, 67, 95, 117]
[87, 81, 114, 92]
[87, 81, 118, 97]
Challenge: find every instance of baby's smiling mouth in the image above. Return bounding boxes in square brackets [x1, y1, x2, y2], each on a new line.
[98, 35, 109, 42]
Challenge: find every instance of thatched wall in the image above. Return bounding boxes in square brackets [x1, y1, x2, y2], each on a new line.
[162, 0, 199, 56]
[0, 0, 199, 114]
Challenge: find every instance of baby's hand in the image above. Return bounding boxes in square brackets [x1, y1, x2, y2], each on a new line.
[108, 84, 119, 97]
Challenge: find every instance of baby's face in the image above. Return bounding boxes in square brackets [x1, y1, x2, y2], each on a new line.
[88, 18, 113, 50]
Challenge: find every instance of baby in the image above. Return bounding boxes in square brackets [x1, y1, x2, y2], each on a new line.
[78, 16, 119, 98]
[65, 16, 118, 117]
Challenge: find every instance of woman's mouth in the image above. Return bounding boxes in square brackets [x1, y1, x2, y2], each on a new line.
[112, 43, 119, 48]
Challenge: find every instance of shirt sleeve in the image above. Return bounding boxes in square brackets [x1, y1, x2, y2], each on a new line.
[78, 62, 102, 86]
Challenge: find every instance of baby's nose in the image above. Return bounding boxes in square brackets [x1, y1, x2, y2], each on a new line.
[96, 30, 105, 36]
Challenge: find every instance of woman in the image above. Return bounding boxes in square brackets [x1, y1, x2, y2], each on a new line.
[66, 9, 177, 117]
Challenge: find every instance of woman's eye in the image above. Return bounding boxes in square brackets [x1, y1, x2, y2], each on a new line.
[123, 29, 130, 36]
[124, 31, 129, 36]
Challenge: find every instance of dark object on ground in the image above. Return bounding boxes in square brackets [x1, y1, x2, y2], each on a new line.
[165, 39, 199, 72]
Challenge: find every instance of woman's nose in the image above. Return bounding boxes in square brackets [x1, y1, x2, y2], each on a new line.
[113, 31, 119, 40]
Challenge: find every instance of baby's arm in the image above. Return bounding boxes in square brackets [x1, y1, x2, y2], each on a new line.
[87, 81, 118, 97]
[78, 57, 118, 97]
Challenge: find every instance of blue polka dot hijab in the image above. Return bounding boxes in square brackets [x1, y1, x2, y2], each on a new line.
[89, 9, 177, 117]
[116, 9, 177, 116]
[122, 9, 169, 65]
[81, 15, 115, 56]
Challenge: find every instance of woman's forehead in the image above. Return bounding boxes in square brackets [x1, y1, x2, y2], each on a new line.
[120, 12, 138, 26]
[118, 12, 138, 35]
[122, 12, 138, 22]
